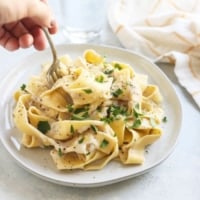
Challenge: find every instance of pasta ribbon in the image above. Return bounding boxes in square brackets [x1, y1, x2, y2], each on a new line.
[13, 49, 165, 170]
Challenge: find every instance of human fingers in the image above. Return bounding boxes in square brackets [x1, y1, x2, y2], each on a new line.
[0, 27, 33, 50]
[2, 22, 34, 49]
[2, 19, 57, 51]
[48, 20, 58, 34]
[30, 27, 46, 50]
[21, 17, 58, 35]
[0, 27, 19, 51]
[3, 21, 28, 38]
[21, 18, 52, 50]
[21, 18, 58, 50]
[27, 0, 54, 28]
[0, 0, 53, 28]
[32, 1, 58, 34]
[19, 33, 34, 48]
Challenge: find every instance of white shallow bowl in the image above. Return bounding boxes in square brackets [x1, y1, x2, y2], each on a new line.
[0, 44, 182, 187]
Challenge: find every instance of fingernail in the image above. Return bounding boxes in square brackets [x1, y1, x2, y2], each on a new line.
[50, 19, 56, 28]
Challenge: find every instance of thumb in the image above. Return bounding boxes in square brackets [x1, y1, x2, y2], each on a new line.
[0, 0, 53, 27]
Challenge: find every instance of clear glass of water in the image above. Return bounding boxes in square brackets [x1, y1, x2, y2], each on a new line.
[60, 0, 107, 43]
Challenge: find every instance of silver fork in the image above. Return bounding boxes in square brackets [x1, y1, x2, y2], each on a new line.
[42, 28, 61, 87]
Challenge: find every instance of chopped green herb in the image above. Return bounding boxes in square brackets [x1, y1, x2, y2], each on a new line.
[114, 63, 122, 70]
[133, 104, 143, 118]
[71, 113, 89, 120]
[82, 112, 89, 118]
[100, 105, 128, 123]
[69, 105, 90, 120]
[132, 119, 142, 128]
[130, 103, 144, 128]
[95, 75, 104, 83]
[58, 148, 63, 157]
[112, 88, 123, 97]
[20, 84, 26, 91]
[70, 125, 75, 134]
[83, 89, 92, 94]
[133, 109, 143, 118]
[104, 69, 114, 75]
[67, 104, 74, 112]
[100, 139, 109, 148]
[135, 103, 140, 110]
[109, 105, 127, 117]
[162, 116, 167, 122]
[74, 106, 89, 114]
[37, 121, 50, 134]
[78, 137, 84, 144]
[100, 116, 114, 124]
[90, 125, 97, 133]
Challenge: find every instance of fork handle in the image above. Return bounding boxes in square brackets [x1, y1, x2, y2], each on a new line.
[42, 28, 58, 63]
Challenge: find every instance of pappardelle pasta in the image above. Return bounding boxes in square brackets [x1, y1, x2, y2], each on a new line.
[13, 49, 165, 170]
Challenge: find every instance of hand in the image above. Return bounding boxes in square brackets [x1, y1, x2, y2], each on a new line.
[0, 0, 58, 51]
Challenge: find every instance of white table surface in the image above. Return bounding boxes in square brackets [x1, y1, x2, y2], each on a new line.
[0, 1, 200, 200]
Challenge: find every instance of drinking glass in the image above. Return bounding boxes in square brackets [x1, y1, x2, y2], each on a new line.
[60, 0, 107, 43]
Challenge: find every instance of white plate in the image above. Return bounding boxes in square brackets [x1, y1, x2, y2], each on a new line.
[0, 44, 182, 187]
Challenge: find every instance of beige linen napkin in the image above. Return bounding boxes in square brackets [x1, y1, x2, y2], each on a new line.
[108, 0, 200, 108]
